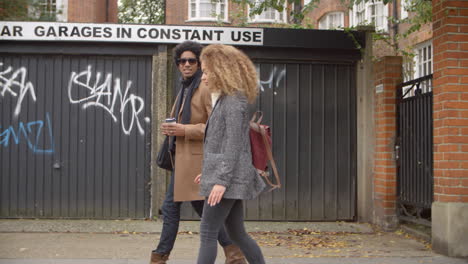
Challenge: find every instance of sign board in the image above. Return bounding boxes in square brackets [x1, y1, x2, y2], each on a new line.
[375, 84, 384, 93]
[0, 22, 263, 46]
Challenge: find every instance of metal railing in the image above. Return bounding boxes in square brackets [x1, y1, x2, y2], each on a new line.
[396, 74, 433, 226]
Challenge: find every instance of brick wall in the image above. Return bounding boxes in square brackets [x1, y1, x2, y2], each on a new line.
[165, 1, 289, 27]
[432, 0, 468, 203]
[107, 0, 118, 23]
[372, 56, 403, 230]
[166, 0, 240, 26]
[166, 0, 187, 25]
[67, 0, 117, 23]
[302, 0, 349, 28]
[394, 2, 432, 70]
[397, 23, 432, 54]
[164, 0, 432, 57]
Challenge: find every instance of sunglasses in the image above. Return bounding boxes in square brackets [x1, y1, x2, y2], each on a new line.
[177, 58, 198, 65]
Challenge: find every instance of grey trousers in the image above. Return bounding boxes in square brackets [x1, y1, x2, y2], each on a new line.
[197, 199, 265, 264]
[154, 173, 232, 255]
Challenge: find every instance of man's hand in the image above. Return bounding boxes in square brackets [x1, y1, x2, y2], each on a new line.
[161, 122, 185, 137]
[208, 184, 226, 207]
[194, 174, 201, 184]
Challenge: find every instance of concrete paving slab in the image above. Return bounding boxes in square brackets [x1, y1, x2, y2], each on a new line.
[0, 219, 374, 234]
[0, 231, 466, 264]
[0, 257, 467, 264]
[0, 220, 466, 264]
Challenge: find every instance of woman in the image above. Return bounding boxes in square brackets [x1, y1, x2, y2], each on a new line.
[194, 44, 266, 264]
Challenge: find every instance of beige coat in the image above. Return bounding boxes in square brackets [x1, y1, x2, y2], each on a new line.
[172, 82, 212, 201]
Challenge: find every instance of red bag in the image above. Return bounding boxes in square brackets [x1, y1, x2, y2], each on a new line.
[249, 111, 281, 191]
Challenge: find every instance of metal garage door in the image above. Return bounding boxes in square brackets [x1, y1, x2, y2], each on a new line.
[0, 54, 152, 218]
[181, 61, 357, 221]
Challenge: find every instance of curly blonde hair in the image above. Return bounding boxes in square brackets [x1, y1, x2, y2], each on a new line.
[200, 44, 258, 103]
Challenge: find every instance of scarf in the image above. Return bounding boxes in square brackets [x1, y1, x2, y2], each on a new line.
[174, 69, 202, 124]
[170, 70, 202, 152]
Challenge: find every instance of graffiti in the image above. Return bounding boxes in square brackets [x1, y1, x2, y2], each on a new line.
[0, 113, 54, 154]
[258, 65, 286, 93]
[68, 65, 149, 135]
[0, 63, 37, 117]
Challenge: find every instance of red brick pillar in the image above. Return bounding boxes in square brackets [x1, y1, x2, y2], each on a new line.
[431, 0, 468, 257]
[372, 56, 402, 230]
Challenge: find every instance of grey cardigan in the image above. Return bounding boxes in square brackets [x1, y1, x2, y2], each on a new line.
[200, 93, 266, 200]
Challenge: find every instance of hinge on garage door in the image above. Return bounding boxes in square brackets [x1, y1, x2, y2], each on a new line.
[394, 137, 400, 167]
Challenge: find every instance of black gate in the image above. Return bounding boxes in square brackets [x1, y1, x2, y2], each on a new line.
[396, 74, 433, 226]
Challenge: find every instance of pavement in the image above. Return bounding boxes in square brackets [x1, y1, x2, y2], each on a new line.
[0, 219, 467, 264]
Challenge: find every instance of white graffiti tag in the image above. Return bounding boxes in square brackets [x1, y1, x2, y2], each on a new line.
[68, 65, 149, 135]
[0, 63, 37, 117]
[258, 65, 286, 92]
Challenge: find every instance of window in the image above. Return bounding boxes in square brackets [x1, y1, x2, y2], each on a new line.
[415, 41, 432, 78]
[30, 0, 67, 21]
[401, 0, 409, 19]
[402, 58, 415, 82]
[369, 2, 385, 30]
[188, 0, 228, 21]
[249, 0, 287, 23]
[402, 41, 432, 96]
[355, 2, 366, 25]
[38, 0, 57, 17]
[318, 12, 344, 30]
[350, 0, 388, 31]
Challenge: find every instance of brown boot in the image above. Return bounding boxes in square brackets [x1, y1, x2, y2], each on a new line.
[149, 251, 169, 264]
[223, 244, 247, 264]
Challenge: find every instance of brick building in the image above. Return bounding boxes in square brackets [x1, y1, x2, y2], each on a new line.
[165, 0, 431, 80]
[21, 0, 118, 23]
[165, 0, 288, 26]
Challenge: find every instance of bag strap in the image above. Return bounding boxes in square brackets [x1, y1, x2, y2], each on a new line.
[169, 148, 174, 169]
[250, 111, 263, 124]
[259, 125, 281, 191]
[166, 136, 175, 169]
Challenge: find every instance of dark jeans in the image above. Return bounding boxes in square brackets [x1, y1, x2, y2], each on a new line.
[154, 173, 232, 255]
[197, 199, 265, 264]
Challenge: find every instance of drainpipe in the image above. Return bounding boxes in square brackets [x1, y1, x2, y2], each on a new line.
[292, 1, 302, 24]
[392, 0, 399, 52]
[106, 0, 109, 22]
[163, 0, 166, 24]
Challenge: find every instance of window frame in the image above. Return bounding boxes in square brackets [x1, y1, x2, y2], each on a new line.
[318, 11, 345, 30]
[401, 0, 409, 19]
[414, 40, 433, 79]
[29, 0, 67, 21]
[402, 40, 433, 96]
[187, 0, 228, 22]
[349, 0, 388, 32]
[355, 1, 366, 25]
[248, 0, 287, 24]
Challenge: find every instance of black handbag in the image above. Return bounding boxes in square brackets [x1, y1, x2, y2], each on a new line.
[156, 136, 174, 171]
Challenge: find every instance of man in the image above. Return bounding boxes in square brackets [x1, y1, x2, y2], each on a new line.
[150, 41, 246, 264]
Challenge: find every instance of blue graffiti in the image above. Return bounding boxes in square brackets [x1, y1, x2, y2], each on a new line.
[0, 113, 55, 154]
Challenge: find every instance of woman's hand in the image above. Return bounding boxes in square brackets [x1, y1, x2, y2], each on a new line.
[194, 174, 201, 184]
[208, 184, 226, 206]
